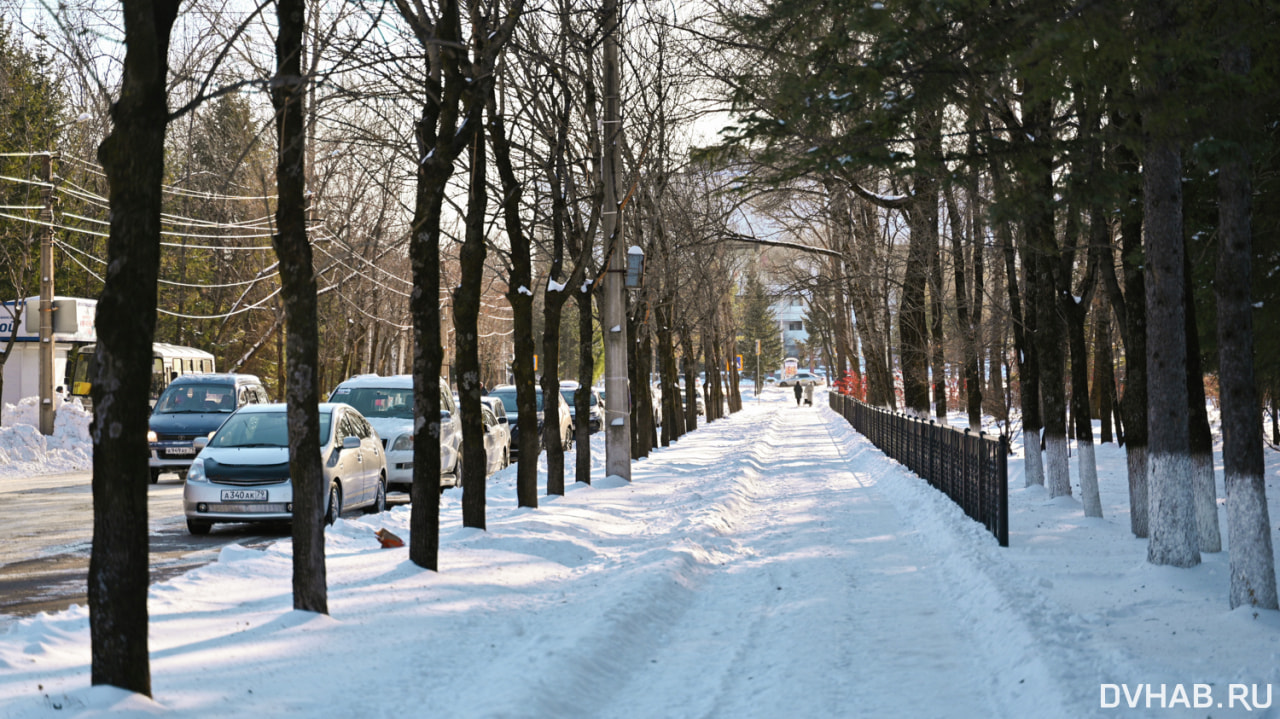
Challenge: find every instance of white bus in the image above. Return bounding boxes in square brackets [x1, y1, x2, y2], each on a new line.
[67, 342, 216, 407]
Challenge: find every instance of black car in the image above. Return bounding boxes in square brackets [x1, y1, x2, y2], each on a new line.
[148, 373, 269, 482]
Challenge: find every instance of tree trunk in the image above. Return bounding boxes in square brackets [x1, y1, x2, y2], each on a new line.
[1143, 135, 1199, 568]
[900, 197, 932, 415]
[457, 132, 488, 525]
[273, 0, 328, 611]
[680, 330, 698, 432]
[1066, 277, 1101, 518]
[88, 0, 179, 695]
[1093, 294, 1116, 443]
[945, 183, 981, 429]
[927, 219, 946, 421]
[993, 164, 1042, 487]
[1216, 29, 1277, 609]
[1183, 252, 1219, 552]
[1110, 131, 1151, 537]
[574, 288, 594, 484]
[489, 96, 539, 509]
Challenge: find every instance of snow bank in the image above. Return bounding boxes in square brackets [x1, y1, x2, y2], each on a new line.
[0, 396, 93, 478]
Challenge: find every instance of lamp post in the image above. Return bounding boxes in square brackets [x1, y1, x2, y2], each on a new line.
[601, 0, 629, 480]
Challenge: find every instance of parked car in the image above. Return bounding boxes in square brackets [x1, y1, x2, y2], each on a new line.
[487, 384, 573, 459]
[794, 371, 823, 386]
[148, 373, 270, 483]
[480, 403, 511, 473]
[182, 402, 387, 535]
[559, 381, 603, 433]
[481, 395, 511, 450]
[327, 374, 461, 493]
[674, 383, 706, 415]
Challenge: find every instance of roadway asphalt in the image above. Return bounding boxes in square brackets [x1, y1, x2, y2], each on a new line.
[0, 470, 300, 628]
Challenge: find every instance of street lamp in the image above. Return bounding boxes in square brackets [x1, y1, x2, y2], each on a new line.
[625, 245, 645, 288]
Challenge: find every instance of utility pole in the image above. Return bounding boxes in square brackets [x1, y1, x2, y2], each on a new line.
[38, 153, 56, 436]
[601, 0, 630, 480]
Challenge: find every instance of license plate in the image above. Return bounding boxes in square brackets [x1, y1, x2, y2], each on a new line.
[220, 489, 268, 501]
[167, 447, 195, 455]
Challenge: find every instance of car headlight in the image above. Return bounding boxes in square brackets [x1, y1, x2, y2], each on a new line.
[187, 459, 206, 482]
[147, 430, 157, 443]
[391, 434, 413, 452]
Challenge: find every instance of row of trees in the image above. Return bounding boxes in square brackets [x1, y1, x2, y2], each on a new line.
[8, 0, 1278, 699]
[705, 0, 1277, 610]
[5, 0, 787, 696]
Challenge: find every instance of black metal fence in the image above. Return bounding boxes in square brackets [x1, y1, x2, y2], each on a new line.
[829, 392, 1009, 547]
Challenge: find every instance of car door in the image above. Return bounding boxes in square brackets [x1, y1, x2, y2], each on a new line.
[439, 381, 460, 476]
[354, 413, 383, 490]
[481, 406, 498, 474]
[336, 411, 368, 506]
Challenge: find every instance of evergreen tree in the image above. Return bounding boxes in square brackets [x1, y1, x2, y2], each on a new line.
[736, 274, 782, 389]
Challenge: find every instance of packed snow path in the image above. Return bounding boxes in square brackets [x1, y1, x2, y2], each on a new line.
[4, 389, 1275, 718]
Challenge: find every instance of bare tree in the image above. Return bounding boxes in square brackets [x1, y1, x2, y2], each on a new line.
[88, 0, 180, 697]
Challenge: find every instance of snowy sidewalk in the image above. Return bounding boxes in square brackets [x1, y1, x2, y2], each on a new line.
[0, 389, 1275, 719]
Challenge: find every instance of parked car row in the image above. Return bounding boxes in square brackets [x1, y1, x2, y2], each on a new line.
[149, 372, 553, 536]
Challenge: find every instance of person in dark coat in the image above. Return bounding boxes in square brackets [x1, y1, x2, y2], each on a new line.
[793, 382, 803, 406]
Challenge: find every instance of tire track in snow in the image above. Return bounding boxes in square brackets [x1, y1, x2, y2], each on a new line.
[818, 402, 1136, 718]
[484, 407, 788, 719]
[592, 400, 999, 718]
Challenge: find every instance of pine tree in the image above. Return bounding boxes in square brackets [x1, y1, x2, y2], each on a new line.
[737, 274, 783, 389]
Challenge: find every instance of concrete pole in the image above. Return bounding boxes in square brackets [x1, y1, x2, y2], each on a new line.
[601, 0, 630, 480]
[38, 153, 56, 436]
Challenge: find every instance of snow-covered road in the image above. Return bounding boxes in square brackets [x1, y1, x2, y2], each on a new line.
[0, 388, 1276, 718]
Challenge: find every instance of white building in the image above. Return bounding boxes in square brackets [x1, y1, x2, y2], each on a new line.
[0, 297, 97, 406]
[769, 295, 809, 360]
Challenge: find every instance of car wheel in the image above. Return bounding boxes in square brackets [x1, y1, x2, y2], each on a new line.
[502, 449, 509, 468]
[563, 431, 573, 451]
[453, 454, 463, 487]
[150, 468, 162, 484]
[186, 518, 211, 535]
[364, 475, 386, 515]
[325, 482, 342, 525]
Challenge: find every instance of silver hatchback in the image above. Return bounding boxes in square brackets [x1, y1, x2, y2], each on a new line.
[182, 403, 387, 534]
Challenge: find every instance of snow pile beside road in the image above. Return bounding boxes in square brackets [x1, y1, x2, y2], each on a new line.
[0, 397, 92, 478]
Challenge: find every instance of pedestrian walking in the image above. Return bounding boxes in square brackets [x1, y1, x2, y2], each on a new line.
[804, 382, 814, 407]
[794, 383, 803, 406]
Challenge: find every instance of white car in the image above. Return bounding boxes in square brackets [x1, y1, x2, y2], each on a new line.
[182, 403, 387, 535]
[328, 374, 461, 493]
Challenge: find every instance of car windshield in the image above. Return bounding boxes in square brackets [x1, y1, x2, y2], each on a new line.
[559, 389, 599, 407]
[154, 383, 236, 414]
[210, 410, 331, 448]
[491, 389, 542, 412]
[331, 386, 414, 419]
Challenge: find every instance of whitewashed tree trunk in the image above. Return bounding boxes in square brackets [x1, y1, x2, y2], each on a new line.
[1142, 134, 1199, 569]
[1215, 27, 1278, 610]
[1079, 441, 1102, 518]
[1024, 435, 1044, 488]
[1191, 452, 1220, 553]
[1045, 434, 1071, 498]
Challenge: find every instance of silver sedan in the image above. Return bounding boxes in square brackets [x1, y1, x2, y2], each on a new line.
[182, 403, 387, 534]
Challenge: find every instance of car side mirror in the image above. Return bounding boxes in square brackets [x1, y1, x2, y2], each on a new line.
[498, 416, 508, 424]
[342, 435, 361, 450]
[193, 436, 209, 451]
